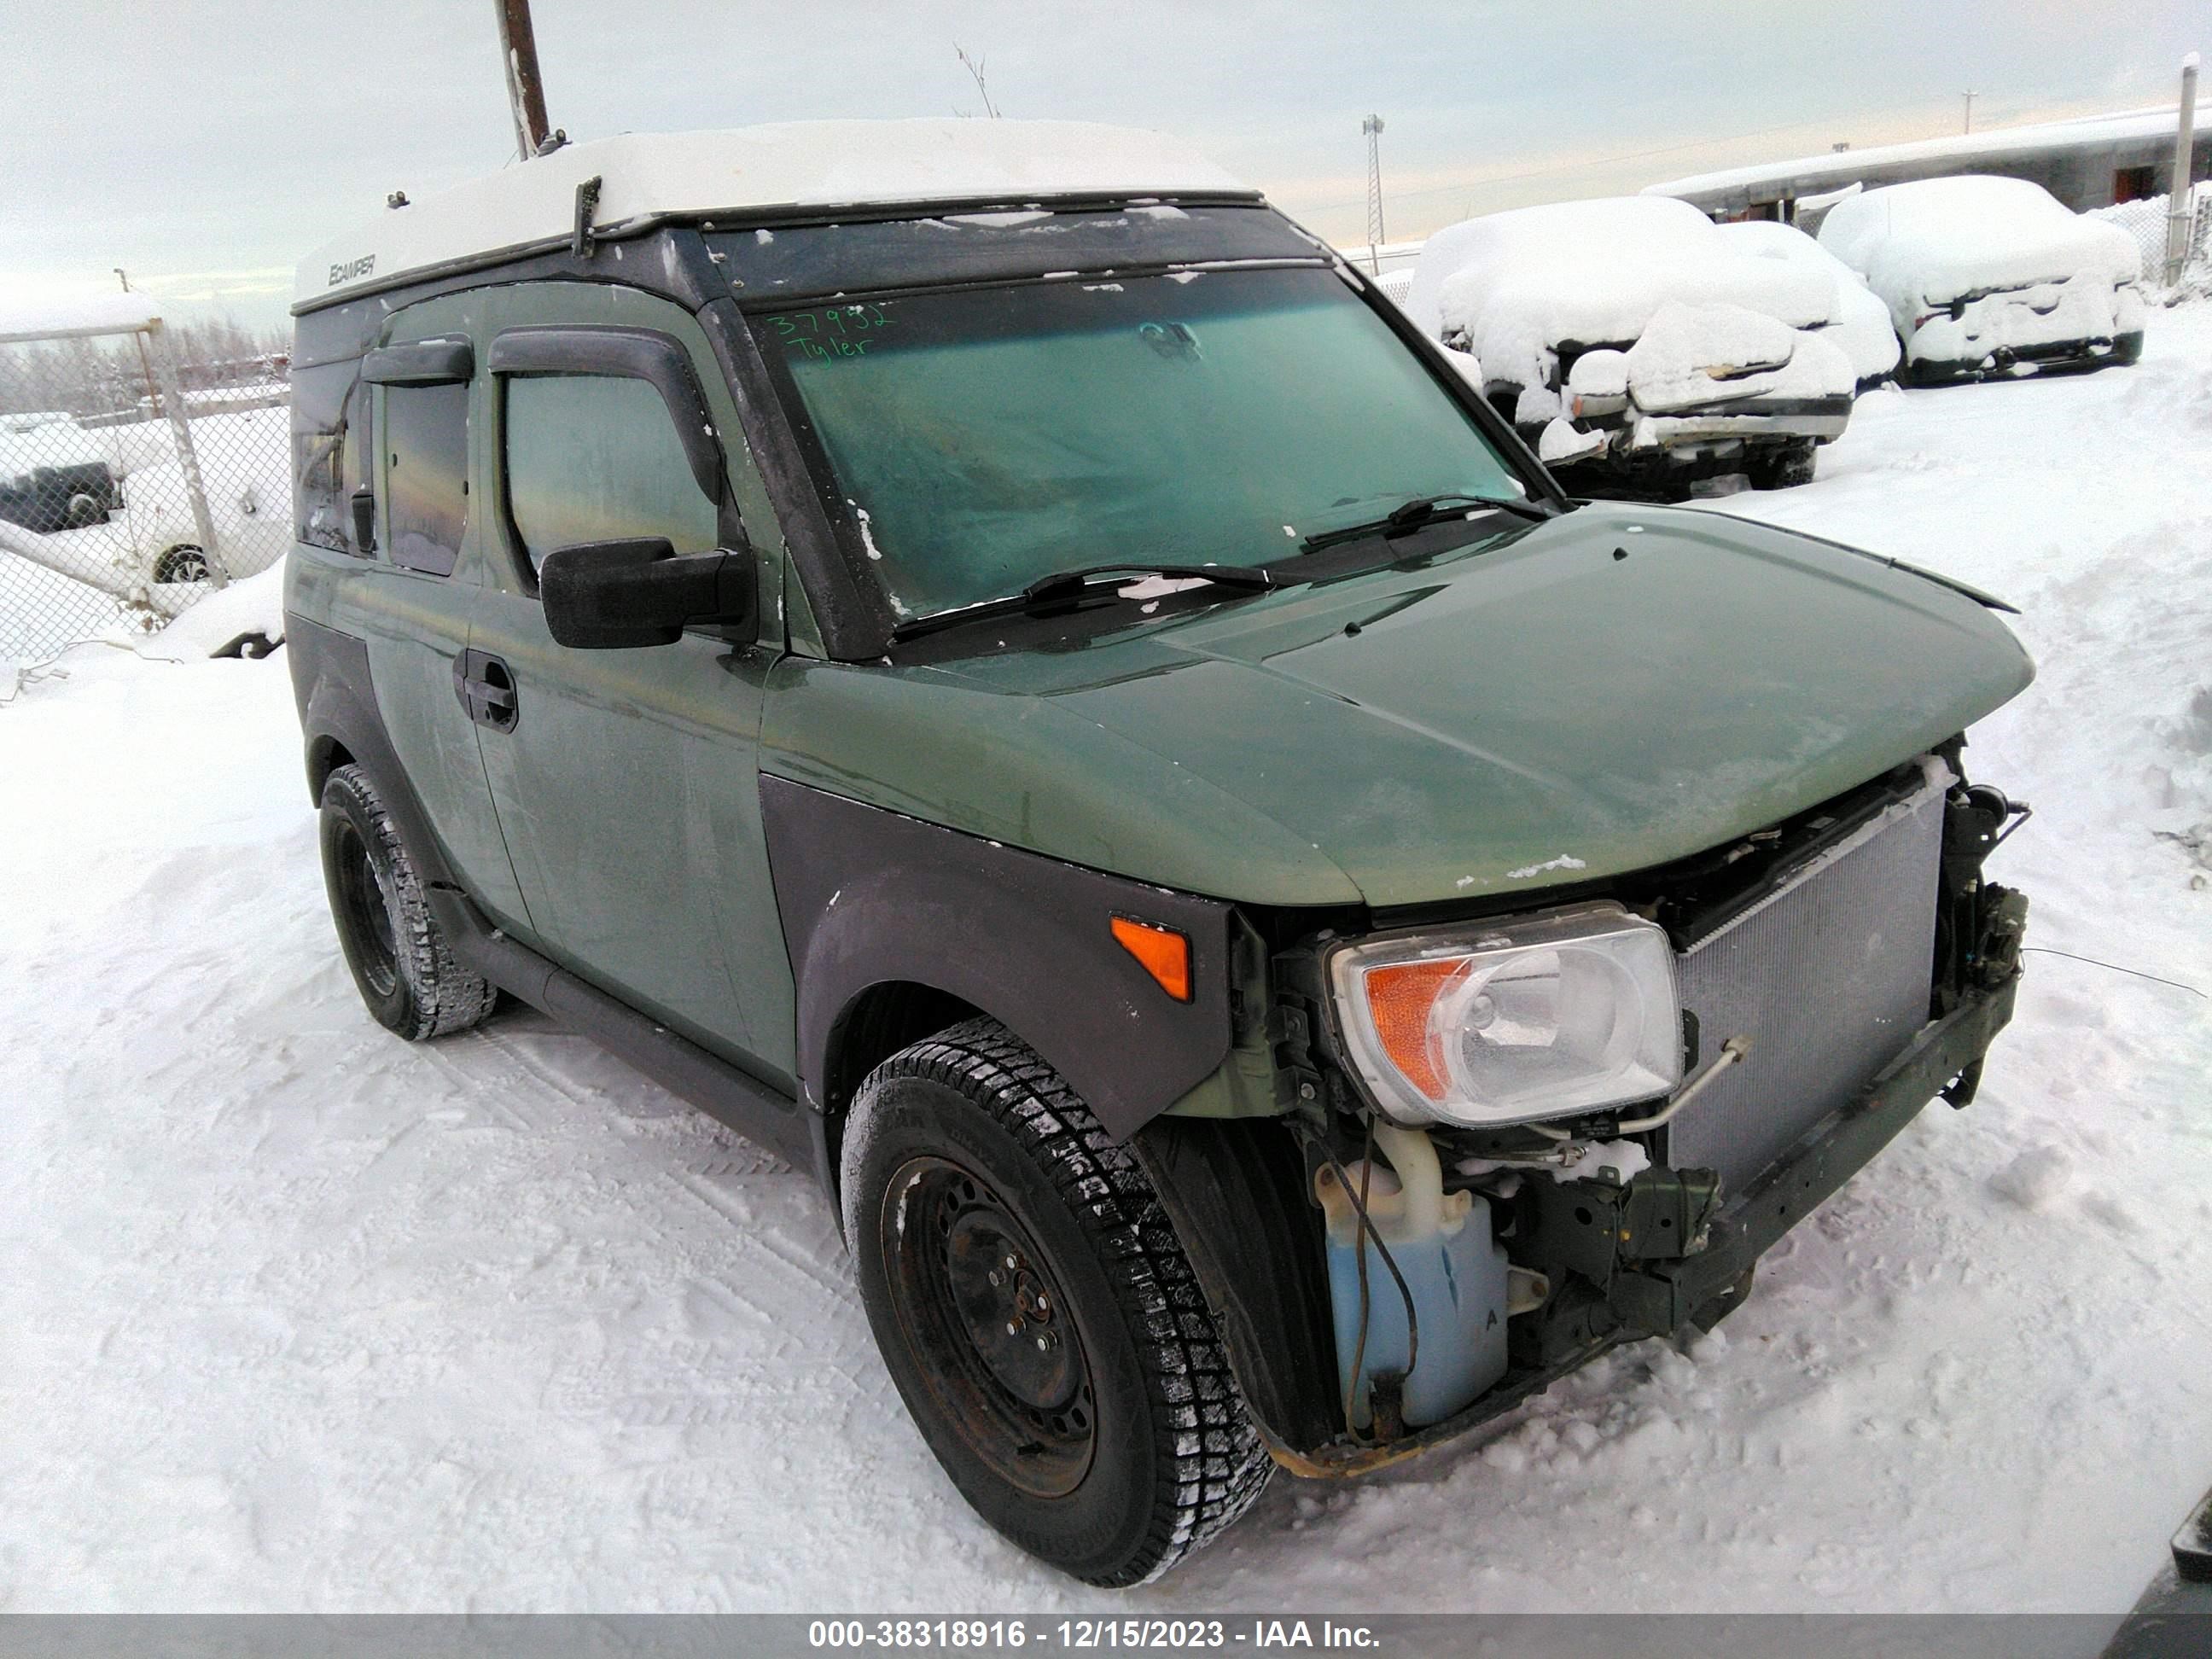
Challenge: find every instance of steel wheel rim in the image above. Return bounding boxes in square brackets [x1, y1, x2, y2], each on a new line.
[881, 1154, 1096, 1498]
[334, 818, 399, 999]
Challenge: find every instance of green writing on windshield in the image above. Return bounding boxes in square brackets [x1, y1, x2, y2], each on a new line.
[772, 305, 891, 362]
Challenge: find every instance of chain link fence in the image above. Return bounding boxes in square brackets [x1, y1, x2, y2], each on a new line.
[0, 312, 291, 675]
[2089, 182, 2212, 299]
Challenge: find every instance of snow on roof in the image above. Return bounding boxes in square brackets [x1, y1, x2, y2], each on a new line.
[1403, 195, 1835, 357]
[295, 119, 1250, 309]
[1646, 106, 2191, 207]
[0, 290, 164, 345]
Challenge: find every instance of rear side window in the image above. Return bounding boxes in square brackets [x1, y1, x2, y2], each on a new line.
[383, 382, 469, 575]
[504, 374, 719, 570]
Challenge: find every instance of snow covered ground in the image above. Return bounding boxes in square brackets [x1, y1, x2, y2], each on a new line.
[3, 309, 2209, 1617]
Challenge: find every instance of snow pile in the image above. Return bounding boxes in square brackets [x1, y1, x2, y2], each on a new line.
[1717, 218, 1902, 387]
[137, 564, 286, 661]
[3, 318, 2211, 1614]
[1564, 348, 1629, 400]
[1819, 176, 2142, 329]
[1405, 197, 1837, 390]
[0, 417, 111, 486]
[1536, 416, 1605, 463]
[1619, 300, 1854, 415]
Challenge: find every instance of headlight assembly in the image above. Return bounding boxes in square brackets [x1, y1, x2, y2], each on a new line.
[1327, 902, 1682, 1128]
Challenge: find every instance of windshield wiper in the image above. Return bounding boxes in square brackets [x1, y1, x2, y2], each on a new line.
[1300, 492, 1557, 554]
[888, 562, 1277, 645]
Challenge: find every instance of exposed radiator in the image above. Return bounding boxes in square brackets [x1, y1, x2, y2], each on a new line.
[1668, 765, 1947, 1196]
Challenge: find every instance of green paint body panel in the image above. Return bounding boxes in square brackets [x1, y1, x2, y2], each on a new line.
[764, 499, 2032, 910]
[457, 281, 797, 1081]
[290, 231, 2034, 1143]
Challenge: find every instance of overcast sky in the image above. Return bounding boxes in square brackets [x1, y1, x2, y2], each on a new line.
[3, 1, 2198, 330]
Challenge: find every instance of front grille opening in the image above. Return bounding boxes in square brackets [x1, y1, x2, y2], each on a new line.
[1615, 758, 1936, 952]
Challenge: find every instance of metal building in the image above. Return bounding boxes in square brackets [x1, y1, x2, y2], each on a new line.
[1646, 106, 2210, 229]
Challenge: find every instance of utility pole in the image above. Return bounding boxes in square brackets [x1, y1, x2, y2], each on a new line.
[1961, 90, 1976, 135]
[1361, 114, 1387, 276]
[495, 0, 552, 158]
[2168, 53, 2201, 288]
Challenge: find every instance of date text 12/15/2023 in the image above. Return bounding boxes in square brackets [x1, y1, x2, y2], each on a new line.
[806, 1620, 1382, 1650]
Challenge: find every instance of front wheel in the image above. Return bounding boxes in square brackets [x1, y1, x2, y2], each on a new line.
[843, 1020, 1271, 1586]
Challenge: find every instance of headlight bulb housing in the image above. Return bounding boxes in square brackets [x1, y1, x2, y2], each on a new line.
[1327, 901, 1683, 1128]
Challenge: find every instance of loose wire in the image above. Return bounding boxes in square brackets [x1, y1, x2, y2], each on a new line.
[1321, 1117, 1422, 1436]
[2020, 946, 2205, 999]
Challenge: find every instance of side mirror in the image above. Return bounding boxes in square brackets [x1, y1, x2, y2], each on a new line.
[539, 538, 757, 650]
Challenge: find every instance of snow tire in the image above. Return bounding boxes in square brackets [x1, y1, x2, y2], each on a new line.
[318, 763, 497, 1041]
[1749, 437, 1819, 491]
[844, 1018, 1272, 1586]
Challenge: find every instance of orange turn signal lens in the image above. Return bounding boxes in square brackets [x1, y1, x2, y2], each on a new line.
[1359, 958, 1469, 1102]
[1111, 916, 1192, 1003]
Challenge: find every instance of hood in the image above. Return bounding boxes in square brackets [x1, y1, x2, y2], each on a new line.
[765, 502, 2033, 911]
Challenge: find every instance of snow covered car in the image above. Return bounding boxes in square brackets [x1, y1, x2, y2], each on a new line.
[1717, 218, 1901, 391]
[1818, 176, 2145, 385]
[286, 120, 2034, 1586]
[1405, 195, 1857, 497]
[20, 406, 291, 590]
[0, 412, 124, 533]
[117, 452, 288, 585]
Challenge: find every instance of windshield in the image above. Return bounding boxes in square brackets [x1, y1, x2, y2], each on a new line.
[755, 267, 1529, 620]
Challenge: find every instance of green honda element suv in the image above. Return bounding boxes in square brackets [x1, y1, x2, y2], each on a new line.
[286, 120, 2034, 1586]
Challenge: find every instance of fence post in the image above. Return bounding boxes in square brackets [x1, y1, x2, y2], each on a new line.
[2168, 53, 2201, 289]
[147, 319, 229, 589]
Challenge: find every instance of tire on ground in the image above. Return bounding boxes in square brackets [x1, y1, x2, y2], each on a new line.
[1749, 437, 1819, 491]
[843, 1017, 1272, 1586]
[317, 762, 497, 1040]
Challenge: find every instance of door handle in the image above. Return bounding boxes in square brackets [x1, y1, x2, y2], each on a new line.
[453, 649, 520, 732]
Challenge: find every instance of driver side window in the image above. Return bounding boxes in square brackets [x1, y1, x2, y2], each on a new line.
[504, 374, 719, 572]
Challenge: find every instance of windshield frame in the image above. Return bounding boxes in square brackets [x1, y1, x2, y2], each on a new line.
[737, 221, 1564, 661]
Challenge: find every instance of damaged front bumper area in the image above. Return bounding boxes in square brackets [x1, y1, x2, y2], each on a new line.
[1138, 759, 2034, 1480]
[1906, 279, 2145, 384]
[1540, 392, 1853, 493]
[1907, 330, 2145, 384]
[1268, 955, 2023, 1477]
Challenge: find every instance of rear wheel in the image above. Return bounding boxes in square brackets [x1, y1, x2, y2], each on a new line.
[153, 544, 210, 585]
[844, 1019, 1271, 1585]
[318, 764, 496, 1040]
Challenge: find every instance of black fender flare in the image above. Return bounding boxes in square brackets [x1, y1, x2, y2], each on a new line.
[760, 775, 1235, 1144]
[285, 611, 457, 889]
